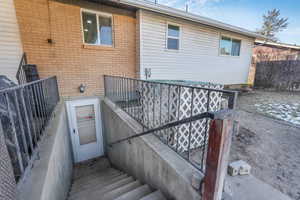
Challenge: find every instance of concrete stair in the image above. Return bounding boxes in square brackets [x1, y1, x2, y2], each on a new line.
[67, 157, 167, 200]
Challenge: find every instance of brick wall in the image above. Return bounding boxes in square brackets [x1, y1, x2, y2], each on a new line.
[14, 0, 137, 97]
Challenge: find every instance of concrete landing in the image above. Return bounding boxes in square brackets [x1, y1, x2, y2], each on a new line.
[224, 175, 292, 200]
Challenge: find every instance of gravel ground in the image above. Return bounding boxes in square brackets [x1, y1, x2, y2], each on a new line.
[230, 90, 300, 200]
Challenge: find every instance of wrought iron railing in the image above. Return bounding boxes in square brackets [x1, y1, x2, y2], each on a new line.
[104, 75, 237, 172]
[16, 53, 28, 85]
[0, 76, 59, 182]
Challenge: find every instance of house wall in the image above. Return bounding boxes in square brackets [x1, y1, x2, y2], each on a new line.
[0, 0, 23, 82]
[14, 0, 137, 97]
[139, 10, 255, 85]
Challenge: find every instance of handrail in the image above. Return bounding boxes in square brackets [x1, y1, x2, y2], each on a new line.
[0, 76, 56, 93]
[104, 75, 237, 94]
[0, 76, 60, 182]
[109, 111, 215, 146]
[104, 75, 237, 172]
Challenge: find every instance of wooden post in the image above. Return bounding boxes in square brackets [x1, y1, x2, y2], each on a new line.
[203, 117, 234, 200]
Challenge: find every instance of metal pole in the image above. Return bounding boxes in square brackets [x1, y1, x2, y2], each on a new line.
[20, 88, 34, 153]
[201, 90, 211, 171]
[5, 93, 24, 173]
[176, 86, 181, 152]
[187, 88, 194, 160]
[13, 90, 29, 163]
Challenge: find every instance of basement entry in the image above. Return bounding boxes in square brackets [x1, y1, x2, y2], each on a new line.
[66, 98, 104, 163]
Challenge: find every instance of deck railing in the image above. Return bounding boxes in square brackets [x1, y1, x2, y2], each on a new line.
[104, 75, 237, 172]
[0, 76, 59, 182]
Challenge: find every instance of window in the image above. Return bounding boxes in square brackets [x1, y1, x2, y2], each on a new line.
[220, 36, 241, 56]
[82, 10, 113, 46]
[167, 24, 180, 50]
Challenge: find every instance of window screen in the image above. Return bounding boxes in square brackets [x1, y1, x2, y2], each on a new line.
[82, 11, 113, 46]
[231, 39, 241, 56]
[220, 36, 241, 56]
[82, 12, 98, 44]
[220, 36, 232, 56]
[76, 105, 97, 145]
[99, 15, 112, 45]
[167, 24, 180, 50]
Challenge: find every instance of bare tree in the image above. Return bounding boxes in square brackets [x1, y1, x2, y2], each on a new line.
[257, 9, 288, 41]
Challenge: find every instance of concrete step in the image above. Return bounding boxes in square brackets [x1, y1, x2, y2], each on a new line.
[69, 176, 135, 200]
[71, 170, 123, 192]
[140, 190, 166, 200]
[72, 157, 111, 179]
[69, 174, 129, 197]
[67, 158, 167, 200]
[100, 180, 142, 200]
[114, 185, 152, 200]
[73, 168, 119, 184]
[71, 169, 121, 189]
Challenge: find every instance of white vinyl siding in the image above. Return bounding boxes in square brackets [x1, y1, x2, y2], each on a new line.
[0, 0, 23, 82]
[139, 10, 254, 85]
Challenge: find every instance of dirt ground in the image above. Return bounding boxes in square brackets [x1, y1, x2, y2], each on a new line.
[230, 90, 300, 200]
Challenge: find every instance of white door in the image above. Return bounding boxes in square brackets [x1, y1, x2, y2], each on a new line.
[66, 98, 104, 163]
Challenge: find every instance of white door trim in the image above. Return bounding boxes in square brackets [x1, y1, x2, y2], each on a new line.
[66, 98, 104, 163]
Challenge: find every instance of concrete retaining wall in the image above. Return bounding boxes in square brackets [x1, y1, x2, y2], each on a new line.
[102, 98, 202, 200]
[17, 102, 73, 200]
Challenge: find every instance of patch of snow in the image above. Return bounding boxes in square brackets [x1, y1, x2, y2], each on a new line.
[255, 103, 300, 125]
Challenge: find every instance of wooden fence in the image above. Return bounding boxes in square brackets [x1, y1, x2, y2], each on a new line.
[254, 60, 300, 91]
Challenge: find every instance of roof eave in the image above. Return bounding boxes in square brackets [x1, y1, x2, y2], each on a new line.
[116, 0, 267, 39]
[255, 40, 300, 50]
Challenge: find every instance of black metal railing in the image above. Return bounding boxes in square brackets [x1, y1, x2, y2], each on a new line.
[16, 53, 28, 85]
[104, 75, 237, 172]
[0, 76, 59, 182]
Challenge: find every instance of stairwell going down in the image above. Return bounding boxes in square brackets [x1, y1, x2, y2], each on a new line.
[67, 157, 167, 200]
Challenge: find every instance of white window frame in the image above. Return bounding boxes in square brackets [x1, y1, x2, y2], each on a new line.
[219, 35, 242, 57]
[80, 8, 114, 47]
[166, 22, 181, 50]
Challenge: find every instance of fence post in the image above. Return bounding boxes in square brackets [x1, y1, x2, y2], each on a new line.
[228, 91, 238, 109]
[0, 121, 17, 200]
[202, 112, 235, 200]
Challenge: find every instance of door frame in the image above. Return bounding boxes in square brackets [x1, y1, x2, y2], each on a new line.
[66, 98, 104, 163]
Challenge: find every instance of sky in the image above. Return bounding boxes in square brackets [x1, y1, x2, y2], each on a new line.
[157, 0, 300, 45]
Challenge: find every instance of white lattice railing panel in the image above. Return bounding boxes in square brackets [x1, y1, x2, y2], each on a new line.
[104, 76, 237, 172]
[190, 119, 207, 148]
[169, 86, 180, 122]
[140, 81, 224, 153]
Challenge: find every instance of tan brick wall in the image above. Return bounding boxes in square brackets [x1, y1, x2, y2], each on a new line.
[14, 0, 137, 97]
